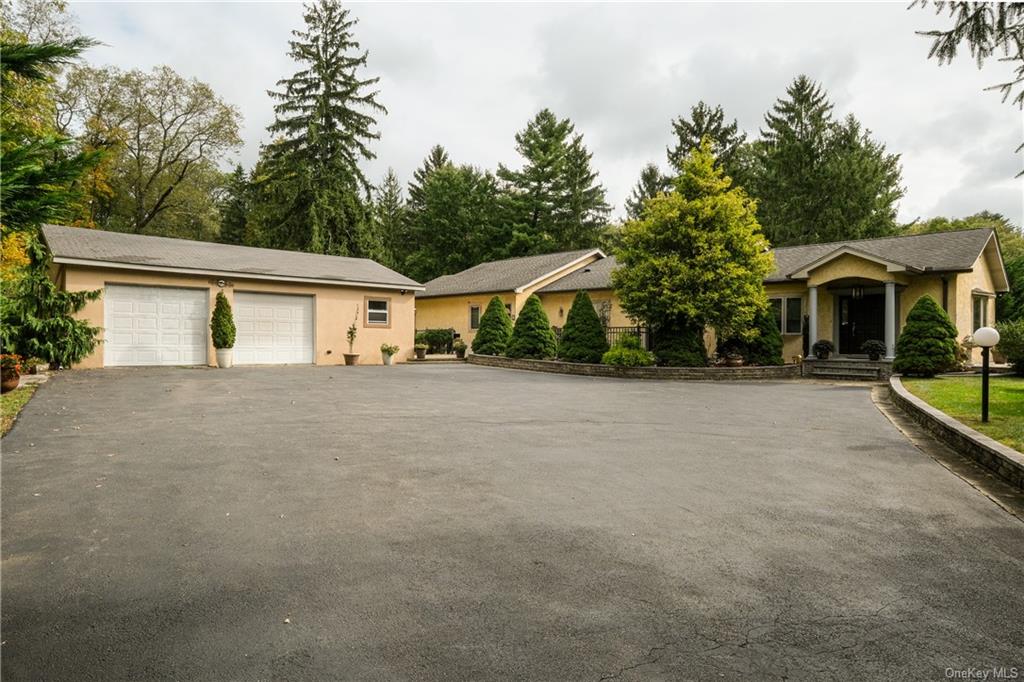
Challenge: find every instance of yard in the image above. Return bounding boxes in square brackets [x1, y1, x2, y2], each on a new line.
[2, 365, 1022, 680]
[1, 384, 37, 437]
[902, 374, 1024, 452]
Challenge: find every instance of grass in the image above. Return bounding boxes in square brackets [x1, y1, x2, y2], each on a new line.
[1, 384, 38, 437]
[902, 375, 1024, 453]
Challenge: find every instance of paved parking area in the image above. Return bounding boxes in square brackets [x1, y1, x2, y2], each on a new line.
[2, 365, 1022, 680]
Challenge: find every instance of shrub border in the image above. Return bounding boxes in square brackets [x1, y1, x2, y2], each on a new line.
[889, 376, 1024, 492]
[467, 354, 800, 381]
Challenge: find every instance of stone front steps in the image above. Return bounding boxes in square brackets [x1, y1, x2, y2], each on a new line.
[804, 358, 893, 381]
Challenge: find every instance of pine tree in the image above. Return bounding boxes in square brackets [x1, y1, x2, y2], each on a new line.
[558, 133, 610, 249]
[407, 145, 450, 211]
[751, 75, 903, 246]
[557, 290, 609, 363]
[258, 0, 385, 256]
[506, 294, 557, 359]
[372, 168, 406, 269]
[893, 295, 959, 377]
[471, 295, 514, 356]
[624, 163, 671, 220]
[667, 101, 747, 180]
[219, 165, 250, 245]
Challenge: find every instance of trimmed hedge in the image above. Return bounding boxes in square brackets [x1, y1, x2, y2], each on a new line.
[557, 290, 609, 363]
[893, 295, 958, 377]
[472, 296, 513, 356]
[506, 294, 557, 359]
[210, 292, 236, 349]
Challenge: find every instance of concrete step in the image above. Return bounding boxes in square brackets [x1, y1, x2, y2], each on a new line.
[811, 367, 882, 379]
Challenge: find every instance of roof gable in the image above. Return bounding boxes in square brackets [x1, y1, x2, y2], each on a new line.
[42, 224, 422, 290]
[420, 249, 604, 298]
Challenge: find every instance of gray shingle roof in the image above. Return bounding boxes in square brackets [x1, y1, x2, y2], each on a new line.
[419, 249, 601, 298]
[538, 255, 618, 293]
[42, 224, 422, 290]
[766, 229, 995, 282]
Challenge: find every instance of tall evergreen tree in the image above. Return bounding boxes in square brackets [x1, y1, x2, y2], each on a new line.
[257, 0, 386, 256]
[624, 163, 671, 220]
[497, 109, 608, 255]
[667, 101, 747, 181]
[407, 145, 450, 211]
[218, 164, 250, 245]
[371, 168, 406, 270]
[751, 75, 903, 246]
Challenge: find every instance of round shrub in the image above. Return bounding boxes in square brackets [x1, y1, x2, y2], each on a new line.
[715, 305, 783, 366]
[893, 294, 958, 377]
[651, 316, 707, 367]
[557, 290, 609, 363]
[210, 292, 236, 349]
[506, 294, 557, 359]
[602, 334, 655, 366]
[471, 296, 513, 356]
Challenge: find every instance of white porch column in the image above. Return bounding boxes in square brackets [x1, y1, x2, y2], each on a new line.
[884, 281, 896, 360]
[807, 286, 818, 353]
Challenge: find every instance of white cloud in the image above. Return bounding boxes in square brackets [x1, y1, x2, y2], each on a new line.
[74, 1, 1023, 227]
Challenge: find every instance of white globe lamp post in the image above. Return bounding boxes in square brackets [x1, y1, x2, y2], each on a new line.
[973, 326, 1000, 423]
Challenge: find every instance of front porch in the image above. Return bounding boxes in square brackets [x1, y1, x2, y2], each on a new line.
[807, 278, 900, 360]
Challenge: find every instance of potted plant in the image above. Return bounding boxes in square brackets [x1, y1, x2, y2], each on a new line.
[380, 343, 399, 366]
[811, 339, 834, 360]
[343, 306, 360, 366]
[1, 354, 22, 393]
[452, 339, 467, 359]
[724, 350, 744, 367]
[861, 339, 887, 361]
[210, 292, 236, 368]
[26, 357, 47, 375]
[414, 343, 428, 360]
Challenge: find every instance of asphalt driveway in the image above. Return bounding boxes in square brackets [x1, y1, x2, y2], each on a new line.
[2, 365, 1022, 680]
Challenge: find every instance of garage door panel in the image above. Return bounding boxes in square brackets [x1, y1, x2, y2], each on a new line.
[104, 285, 207, 367]
[234, 292, 314, 365]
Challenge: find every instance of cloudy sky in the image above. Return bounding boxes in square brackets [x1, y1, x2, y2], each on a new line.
[74, 1, 1023, 226]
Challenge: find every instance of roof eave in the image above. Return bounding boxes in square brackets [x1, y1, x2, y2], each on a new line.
[53, 257, 425, 292]
[512, 249, 606, 294]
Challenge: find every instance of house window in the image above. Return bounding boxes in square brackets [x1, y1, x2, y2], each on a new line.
[972, 294, 989, 331]
[365, 298, 390, 327]
[470, 305, 481, 329]
[505, 303, 513, 317]
[769, 296, 802, 335]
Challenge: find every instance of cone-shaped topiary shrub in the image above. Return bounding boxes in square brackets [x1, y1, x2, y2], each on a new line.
[715, 305, 783, 366]
[652, 315, 707, 366]
[471, 296, 514, 356]
[506, 294, 557, 359]
[210, 291, 236, 349]
[893, 294, 958, 377]
[557, 290, 609, 363]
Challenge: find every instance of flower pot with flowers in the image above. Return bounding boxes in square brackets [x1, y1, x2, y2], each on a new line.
[1, 354, 23, 393]
[380, 343, 399, 366]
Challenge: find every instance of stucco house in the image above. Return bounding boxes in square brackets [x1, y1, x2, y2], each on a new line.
[416, 228, 1009, 363]
[43, 224, 423, 368]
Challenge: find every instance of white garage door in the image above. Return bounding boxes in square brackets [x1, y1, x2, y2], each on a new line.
[234, 292, 314, 365]
[104, 285, 208, 367]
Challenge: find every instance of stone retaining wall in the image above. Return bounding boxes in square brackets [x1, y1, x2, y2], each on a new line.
[467, 354, 801, 381]
[889, 376, 1024, 492]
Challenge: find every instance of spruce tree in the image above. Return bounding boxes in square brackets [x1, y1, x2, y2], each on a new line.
[506, 294, 557, 359]
[893, 295, 959, 377]
[471, 295, 514, 356]
[372, 168, 406, 269]
[624, 163, 671, 220]
[407, 145, 450, 211]
[259, 0, 385, 256]
[751, 75, 903, 246]
[667, 101, 747, 180]
[559, 133, 611, 249]
[557, 290, 609, 363]
[219, 165, 250, 245]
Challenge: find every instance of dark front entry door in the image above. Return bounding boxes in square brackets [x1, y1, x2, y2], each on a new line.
[838, 294, 885, 355]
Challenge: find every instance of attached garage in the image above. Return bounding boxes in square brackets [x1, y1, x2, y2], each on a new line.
[43, 224, 423, 368]
[103, 284, 208, 367]
[233, 292, 314, 365]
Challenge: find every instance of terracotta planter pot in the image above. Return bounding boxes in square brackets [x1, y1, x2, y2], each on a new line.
[343, 353, 360, 366]
[1, 369, 20, 393]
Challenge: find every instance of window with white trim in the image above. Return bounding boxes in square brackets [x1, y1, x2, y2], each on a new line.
[769, 296, 803, 335]
[470, 305, 481, 329]
[972, 294, 989, 331]
[366, 298, 389, 325]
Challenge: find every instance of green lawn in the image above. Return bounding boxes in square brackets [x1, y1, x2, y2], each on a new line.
[1, 384, 37, 437]
[902, 375, 1024, 453]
